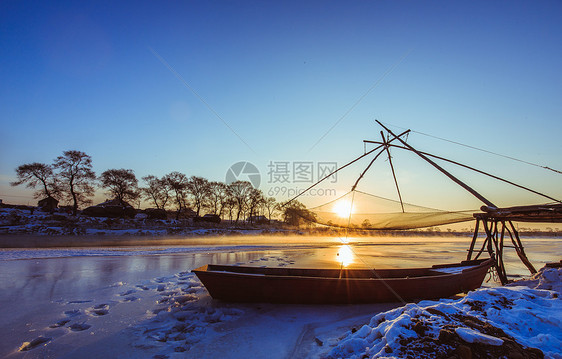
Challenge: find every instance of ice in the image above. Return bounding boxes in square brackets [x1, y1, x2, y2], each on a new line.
[1, 236, 560, 358]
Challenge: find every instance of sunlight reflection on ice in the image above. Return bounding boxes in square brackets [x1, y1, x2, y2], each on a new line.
[336, 245, 354, 267]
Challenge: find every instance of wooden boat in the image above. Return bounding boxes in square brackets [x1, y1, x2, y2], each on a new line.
[192, 258, 493, 304]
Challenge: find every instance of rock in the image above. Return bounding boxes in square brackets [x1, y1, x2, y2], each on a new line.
[456, 344, 472, 359]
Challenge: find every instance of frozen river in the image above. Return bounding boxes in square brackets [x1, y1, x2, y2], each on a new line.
[0, 235, 560, 358]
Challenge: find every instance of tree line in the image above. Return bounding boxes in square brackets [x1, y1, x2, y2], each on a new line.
[10, 150, 312, 224]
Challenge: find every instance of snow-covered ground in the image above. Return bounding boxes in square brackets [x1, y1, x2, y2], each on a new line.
[5, 259, 560, 358]
[0, 207, 286, 237]
[324, 266, 561, 358]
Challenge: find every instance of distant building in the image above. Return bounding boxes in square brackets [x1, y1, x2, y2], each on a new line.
[38, 197, 58, 212]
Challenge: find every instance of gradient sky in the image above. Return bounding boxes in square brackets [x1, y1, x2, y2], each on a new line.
[1, 0, 561, 211]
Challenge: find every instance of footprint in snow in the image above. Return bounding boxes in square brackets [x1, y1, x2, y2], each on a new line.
[68, 322, 91, 331]
[122, 295, 138, 302]
[64, 309, 81, 317]
[67, 300, 92, 304]
[49, 319, 70, 328]
[19, 336, 51, 351]
[120, 289, 137, 296]
[88, 304, 109, 316]
[136, 284, 149, 291]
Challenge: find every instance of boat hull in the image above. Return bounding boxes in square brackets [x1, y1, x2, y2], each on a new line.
[192, 259, 492, 304]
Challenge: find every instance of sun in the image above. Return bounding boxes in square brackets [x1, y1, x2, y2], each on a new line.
[336, 245, 354, 267]
[333, 199, 353, 218]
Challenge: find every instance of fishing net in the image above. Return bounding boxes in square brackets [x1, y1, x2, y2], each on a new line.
[309, 190, 475, 230]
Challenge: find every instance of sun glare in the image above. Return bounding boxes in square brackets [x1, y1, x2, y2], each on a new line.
[337, 245, 354, 267]
[333, 200, 353, 218]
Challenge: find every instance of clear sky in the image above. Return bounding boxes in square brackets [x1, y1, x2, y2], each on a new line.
[1, 0, 561, 211]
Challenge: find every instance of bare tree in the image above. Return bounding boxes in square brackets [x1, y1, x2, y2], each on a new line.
[187, 176, 210, 216]
[11, 162, 59, 200]
[262, 197, 279, 221]
[163, 171, 189, 219]
[206, 181, 228, 217]
[99, 168, 139, 204]
[224, 196, 236, 222]
[53, 150, 96, 215]
[246, 188, 265, 223]
[227, 181, 252, 223]
[141, 175, 170, 209]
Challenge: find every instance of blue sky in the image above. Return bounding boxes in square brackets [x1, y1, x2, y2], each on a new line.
[1, 0, 561, 210]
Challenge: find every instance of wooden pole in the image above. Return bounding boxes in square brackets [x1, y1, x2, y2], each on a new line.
[351, 147, 386, 191]
[376, 120, 497, 208]
[507, 221, 537, 274]
[381, 131, 405, 213]
[482, 219, 508, 284]
[284, 128, 410, 206]
[467, 218, 480, 260]
[363, 141, 561, 204]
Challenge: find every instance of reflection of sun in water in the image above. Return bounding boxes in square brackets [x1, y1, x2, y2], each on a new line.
[333, 200, 353, 218]
[337, 245, 354, 267]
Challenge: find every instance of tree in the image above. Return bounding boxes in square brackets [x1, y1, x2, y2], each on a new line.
[206, 181, 228, 217]
[224, 196, 236, 222]
[246, 188, 265, 223]
[11, 162, 59, 199]
[227, 181, 253, 223]
[187, 176, 210, 217]
[262, 197, 279, 221]
[53, 150, 96, 215]
[163, 171, 189, 219]
[282, 200, 316, 227]
[99, 168, 139, 204]
[141, 175, 170, 209]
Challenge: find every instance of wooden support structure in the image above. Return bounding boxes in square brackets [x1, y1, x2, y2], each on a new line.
[467, 204, 562, 284]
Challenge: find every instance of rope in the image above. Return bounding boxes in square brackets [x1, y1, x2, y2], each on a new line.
[380, 121, 562, 175]
[335, 189, 411, 305]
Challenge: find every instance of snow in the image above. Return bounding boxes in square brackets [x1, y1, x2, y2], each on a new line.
[455, 327, 504, 346]
[0, 207, 289, 237]
[324, 266, 562, 359]
[432, 265, 475, 273]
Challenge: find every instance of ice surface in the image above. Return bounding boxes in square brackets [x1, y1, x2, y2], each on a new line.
[1, 236, 560, 358]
